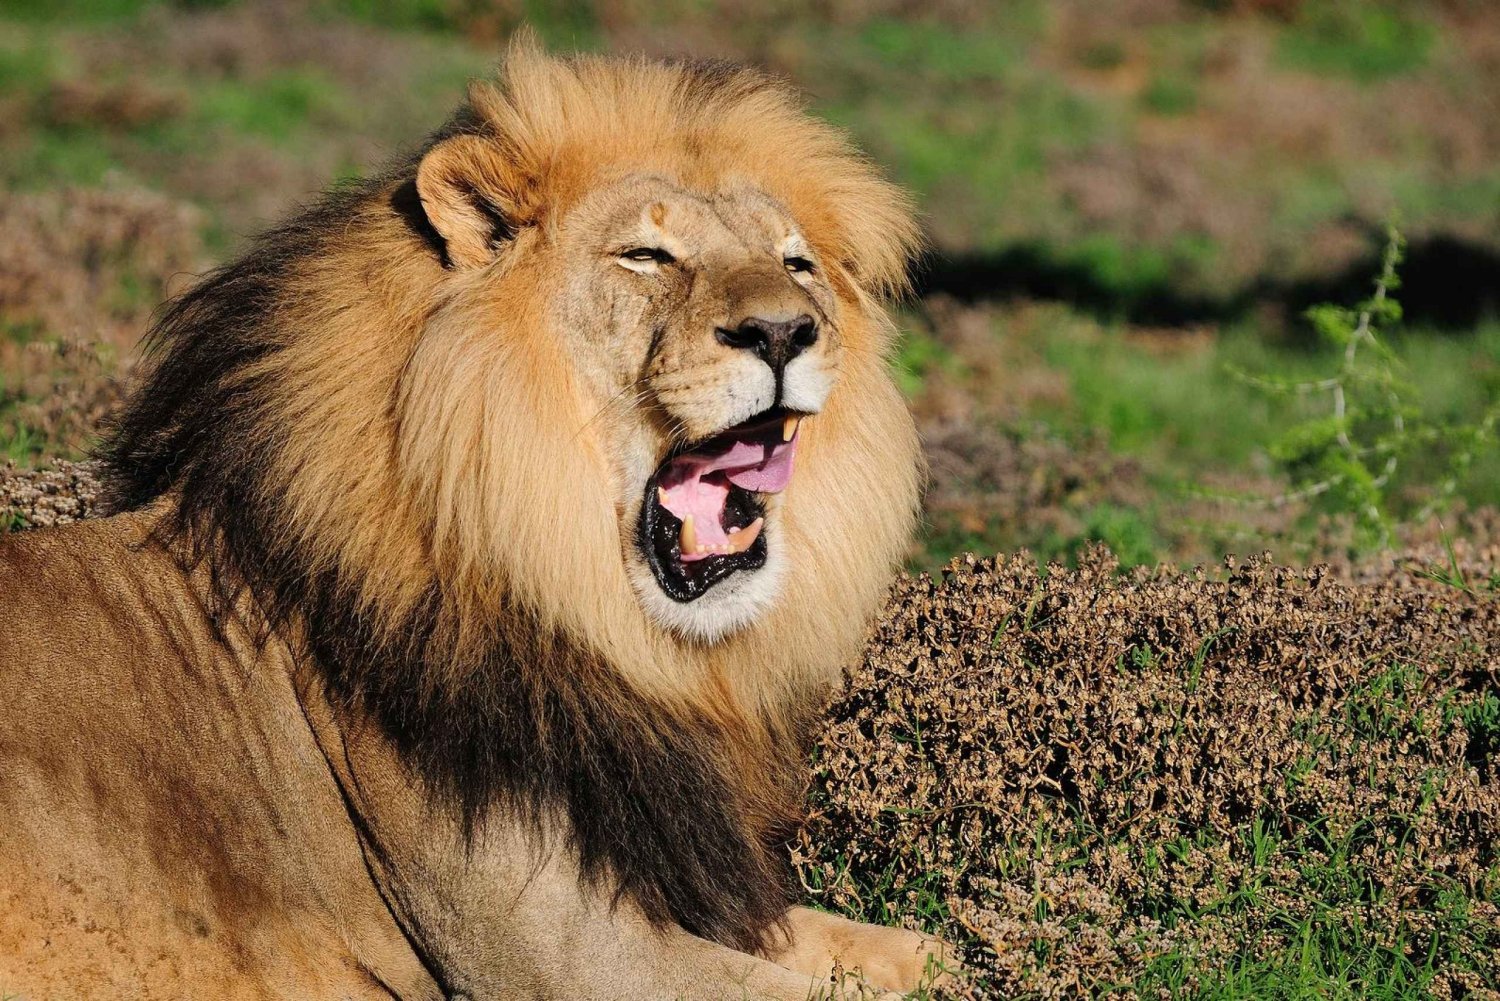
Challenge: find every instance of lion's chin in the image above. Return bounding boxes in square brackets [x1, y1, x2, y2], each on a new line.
[628, 544, 787, 643]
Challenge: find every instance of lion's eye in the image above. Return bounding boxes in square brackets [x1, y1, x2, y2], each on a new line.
[620, 247, 675, 265]
[784, 256, 815, 275]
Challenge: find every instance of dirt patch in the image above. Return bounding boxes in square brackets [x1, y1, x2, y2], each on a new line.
[800, 551, 1499, 997]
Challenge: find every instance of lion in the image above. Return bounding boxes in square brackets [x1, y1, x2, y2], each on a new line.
[0, 38, 947, 1000]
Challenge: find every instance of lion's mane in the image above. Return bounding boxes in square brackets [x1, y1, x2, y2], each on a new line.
[101, 42, 922, 954]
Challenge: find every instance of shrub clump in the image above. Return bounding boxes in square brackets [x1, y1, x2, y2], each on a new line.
[801, 551, 1499, 999]
[0, 459, 102, 530]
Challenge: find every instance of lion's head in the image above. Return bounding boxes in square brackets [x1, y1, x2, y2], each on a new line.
[102, 39, 922, 951]
[404, 46, 922, 645]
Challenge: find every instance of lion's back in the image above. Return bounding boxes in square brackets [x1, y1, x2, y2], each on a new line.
[1, 510, 170, 677]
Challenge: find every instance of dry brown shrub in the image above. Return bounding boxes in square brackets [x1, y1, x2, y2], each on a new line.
[0, 185, 203, 349]
[0, 339, 132, 460]
[37, 78, 184, 130]
[0, 459, 102, 530]
[800, 551, 1500, 996]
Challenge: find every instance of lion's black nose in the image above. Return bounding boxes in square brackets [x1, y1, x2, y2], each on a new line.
[716, 314, 818, 375]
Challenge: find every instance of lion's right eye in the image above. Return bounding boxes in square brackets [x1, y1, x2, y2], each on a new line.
[620, 247, 675, 266]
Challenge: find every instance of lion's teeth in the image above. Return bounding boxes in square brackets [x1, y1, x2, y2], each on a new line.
[782, 415, 800, 442]
[658, 486, 670, 506]
[726, 517, 765, 554]
[681, 516, 764, 558]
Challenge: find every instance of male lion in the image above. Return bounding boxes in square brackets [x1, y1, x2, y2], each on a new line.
[0, 40, 943, 1000]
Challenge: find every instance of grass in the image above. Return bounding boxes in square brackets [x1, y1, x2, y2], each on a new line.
[193, 69, 348, 142]
[1277, 1, 1437, 83]
[3, 1, 1496, 309]
[904, 301, 1500, 569]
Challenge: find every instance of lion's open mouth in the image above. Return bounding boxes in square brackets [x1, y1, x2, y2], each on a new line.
[639, 410, 802, 602]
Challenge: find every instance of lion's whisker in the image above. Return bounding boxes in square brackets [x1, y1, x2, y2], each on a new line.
[573, 380, 651, 440]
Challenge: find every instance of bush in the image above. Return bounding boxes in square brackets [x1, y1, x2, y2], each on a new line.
[801, 551, 1499, 998]
[1230, 228, 1499, 548]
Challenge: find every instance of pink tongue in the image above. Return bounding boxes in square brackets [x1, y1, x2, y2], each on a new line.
[657, 436, 796, 558]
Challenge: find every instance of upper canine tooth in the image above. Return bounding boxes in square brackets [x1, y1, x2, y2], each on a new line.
[782, 415, 801, 442]
[680, 514, 698, 554]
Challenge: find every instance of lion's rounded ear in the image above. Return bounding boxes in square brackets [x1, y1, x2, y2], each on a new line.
[415, 135, 520, 269]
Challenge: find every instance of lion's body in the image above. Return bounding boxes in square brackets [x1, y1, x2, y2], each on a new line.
[0, 511, 439, 1000]
[0, 41, 944, 1000]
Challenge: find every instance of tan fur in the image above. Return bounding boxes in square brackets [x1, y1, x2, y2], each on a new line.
[0, 38, 945, 999]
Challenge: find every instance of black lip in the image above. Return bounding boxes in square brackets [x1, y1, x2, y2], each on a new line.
[637, 408, 796, 603]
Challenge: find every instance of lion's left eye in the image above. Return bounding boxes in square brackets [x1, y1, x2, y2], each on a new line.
[783, 256, 815, 274]
[621, 247, 675, 265]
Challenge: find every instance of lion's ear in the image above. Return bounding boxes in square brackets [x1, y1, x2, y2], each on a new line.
[416, 135, 520, 269]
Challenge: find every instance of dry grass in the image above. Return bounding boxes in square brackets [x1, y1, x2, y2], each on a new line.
[0, 185, 203, 349]
[0, 185, 199, 461]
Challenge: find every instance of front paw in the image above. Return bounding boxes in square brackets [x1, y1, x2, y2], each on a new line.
[843, 925, 954, 993]
[770, 908, 959, 994]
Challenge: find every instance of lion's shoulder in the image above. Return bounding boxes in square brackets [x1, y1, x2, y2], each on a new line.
[0, 507, 199, 664]
[2, 507, 162, 597]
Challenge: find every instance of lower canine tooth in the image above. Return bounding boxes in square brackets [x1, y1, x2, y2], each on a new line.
[680, 514, 697, 554]
[727, 517, 765, 553]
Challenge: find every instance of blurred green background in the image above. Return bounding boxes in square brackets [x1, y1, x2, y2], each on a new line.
[1, 0, 1496, 567]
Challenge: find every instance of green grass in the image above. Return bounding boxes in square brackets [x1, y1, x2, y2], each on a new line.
[0, 0, 164, 23]
[1035, 315, 1500, 503]
[0, 405, 46, 464]
[4, 1, 1495, 318]
[901, 301, 1500, 570]
[193, 70, 346, 141]
[1278, 1, 1436, 82]
[1141, 73, 1199, 117]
